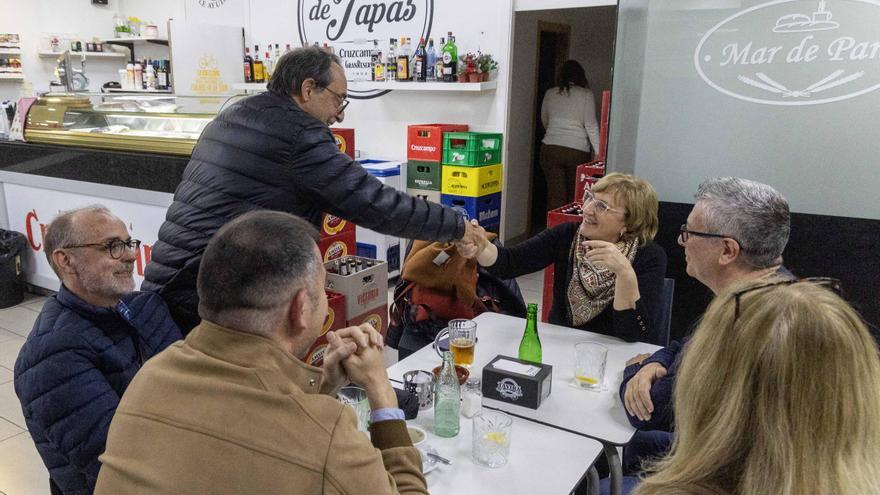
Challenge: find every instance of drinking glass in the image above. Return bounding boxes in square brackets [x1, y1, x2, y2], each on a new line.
[472, 410, 512, 468]
[572, 342, 607, 390]
[461, 376, 482, 418]
[337, 386, 370, 433]
[434, 319, 477, 368]
[402, 370, 435, 410]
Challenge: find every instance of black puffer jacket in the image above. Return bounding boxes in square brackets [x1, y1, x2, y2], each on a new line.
[143, 91, 465, 322]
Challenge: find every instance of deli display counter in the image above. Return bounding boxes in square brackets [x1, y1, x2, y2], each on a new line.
[24, 93, 226, 156]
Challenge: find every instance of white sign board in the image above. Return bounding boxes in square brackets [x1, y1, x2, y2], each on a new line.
[4, 184, 167, 291]
[170, 20, 245, 95]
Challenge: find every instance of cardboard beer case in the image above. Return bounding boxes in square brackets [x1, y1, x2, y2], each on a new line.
[304, 291, 346, 367]
[331, 128, 355, 159]
[346, 304, 389, 338]
[320, 213, 355, 238]
[481, 355, 553, 411]
[318, 230, 356, 263]
[323, 256, 388, 318]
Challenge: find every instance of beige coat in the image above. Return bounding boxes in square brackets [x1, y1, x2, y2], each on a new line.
[95, 320, 427, 495]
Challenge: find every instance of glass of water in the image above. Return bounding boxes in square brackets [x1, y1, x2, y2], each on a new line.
[472, 410, 512, 468]
[572, 342, 607, 390]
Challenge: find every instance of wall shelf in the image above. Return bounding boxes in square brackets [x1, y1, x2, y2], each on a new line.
[102, 37, 169, 45]
[0, 74, 24, 80]
[0, 49, 22, 56]
[232, 80, 497, 93]
[104, 87, 173, 94]
[39, 51, 127, 59]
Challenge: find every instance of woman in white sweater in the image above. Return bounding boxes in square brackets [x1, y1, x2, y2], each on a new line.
[540, 60, 601, 210]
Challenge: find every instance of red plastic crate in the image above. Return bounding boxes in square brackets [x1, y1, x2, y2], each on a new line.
[547, 202, 583, 229]
[543, 203, 583, 322]
[574, 162, 606, 203]
[318, 230, 356, 263]
[332, 128, 355, 159]
[597, 90, 610, 162]
[407, 123, 469, 162]
[304, 291, 346, 367]
[541, 265, 555, 323]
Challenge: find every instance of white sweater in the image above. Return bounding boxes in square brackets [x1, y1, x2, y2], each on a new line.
[540, 86, 601, 154]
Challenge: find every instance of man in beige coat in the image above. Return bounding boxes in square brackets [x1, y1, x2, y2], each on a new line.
[95, 211, 427, 495]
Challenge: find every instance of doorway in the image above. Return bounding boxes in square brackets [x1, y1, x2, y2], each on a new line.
[528, 22, 571, 236]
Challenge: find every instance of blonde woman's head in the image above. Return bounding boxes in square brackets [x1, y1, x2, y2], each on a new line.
[636, 279, 880, 495]
[585, 173, 659, 245]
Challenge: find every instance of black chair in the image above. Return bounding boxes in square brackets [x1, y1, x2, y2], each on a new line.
[655, 278, 675, 346]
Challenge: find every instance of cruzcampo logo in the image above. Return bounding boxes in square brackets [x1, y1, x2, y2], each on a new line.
[496, 378, 523, 401]
[695, 0, 880, 105]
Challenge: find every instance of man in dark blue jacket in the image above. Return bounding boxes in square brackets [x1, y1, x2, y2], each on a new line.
[143, 46, 482, 334]
[618, 177, 792, 474]
[14, 206, 181, 495]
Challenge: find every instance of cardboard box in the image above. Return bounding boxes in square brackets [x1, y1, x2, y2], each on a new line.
[441, 163, 503, 197]
[407, 123, 469, 162]
[407, 187, 441, 204]
[324, 256, 388, 317]
[406, 160, 442, 191]
[331, 128, 355, 159]
[346, 304, 389, 338]
[304, 291, 347, 367]
[318, 230, 356, 263]
[320, 213, 355, 238]
[481, 355, 553, 410]
[440, 192, 502, 228]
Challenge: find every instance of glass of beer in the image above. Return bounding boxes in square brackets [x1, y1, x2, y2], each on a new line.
[448, 319, 477, 368]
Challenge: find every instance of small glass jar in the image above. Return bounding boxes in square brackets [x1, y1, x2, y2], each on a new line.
[461, 376, 482, 418]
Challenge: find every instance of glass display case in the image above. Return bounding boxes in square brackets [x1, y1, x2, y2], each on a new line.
[24, 93, 231, 156]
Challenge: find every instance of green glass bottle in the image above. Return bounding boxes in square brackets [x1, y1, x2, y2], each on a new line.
[518, 303, 542, 363]
[434, 351, 461, 437]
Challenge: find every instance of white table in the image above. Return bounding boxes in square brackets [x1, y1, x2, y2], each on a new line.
[407, 403, 604, 494]
[388, 313, 661, 495]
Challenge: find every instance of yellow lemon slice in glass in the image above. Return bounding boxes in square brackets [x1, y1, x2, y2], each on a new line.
[575, 375, 598, 385]
[483, 431, 509, 446]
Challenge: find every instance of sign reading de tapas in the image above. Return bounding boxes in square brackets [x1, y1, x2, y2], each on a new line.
[297, 0, 435, 97]
[695, 0, 880, 105]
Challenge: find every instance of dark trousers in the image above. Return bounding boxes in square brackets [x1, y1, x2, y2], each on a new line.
[623, 430, 674, 475]
[540, 144, 591, 210]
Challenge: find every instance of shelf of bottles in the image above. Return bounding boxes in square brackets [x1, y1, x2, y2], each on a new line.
[231, 80, 496, 93]
[38, 51, 127, 59]
[0, 74, 24, 81]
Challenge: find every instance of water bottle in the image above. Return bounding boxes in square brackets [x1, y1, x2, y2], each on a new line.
[434, 351, 461, 437]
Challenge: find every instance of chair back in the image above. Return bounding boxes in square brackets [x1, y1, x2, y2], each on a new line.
[655, 278, 675, 346]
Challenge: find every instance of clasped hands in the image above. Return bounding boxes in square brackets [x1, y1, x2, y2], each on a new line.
[321, 323, 388, 396]
[454, 219, 490, 259]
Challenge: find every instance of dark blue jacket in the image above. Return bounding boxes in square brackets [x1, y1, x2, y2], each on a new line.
[143, 90, 465, 322]
[14, 286, 181, 495]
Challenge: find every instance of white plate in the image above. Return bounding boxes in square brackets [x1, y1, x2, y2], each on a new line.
[419, 444, 440, 474]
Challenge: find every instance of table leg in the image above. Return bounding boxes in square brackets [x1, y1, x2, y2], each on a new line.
[587, 466, 600, 495]
[603, 443, 623, 495]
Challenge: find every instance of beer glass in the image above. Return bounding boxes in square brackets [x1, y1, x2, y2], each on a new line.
[572, 342, 607, 390]
[337, 386, 369, 432]
[434, 319, 477, 368]
[472, 410, 512, 468]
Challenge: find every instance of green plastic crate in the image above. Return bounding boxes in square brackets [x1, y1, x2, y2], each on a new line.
[406, 160, 442, 191]
[441, 132, 503, 167]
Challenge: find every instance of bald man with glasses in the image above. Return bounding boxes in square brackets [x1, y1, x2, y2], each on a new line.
[14, 205, 181, 495]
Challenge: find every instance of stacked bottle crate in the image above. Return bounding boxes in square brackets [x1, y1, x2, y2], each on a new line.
[324, 256, 390, 341]
[406, 124, 468, 204]
[304, 291, 346, 367]
[318, 213, 356, 263]
[439, 132, 504, 232]
[355, 159, 405, 278]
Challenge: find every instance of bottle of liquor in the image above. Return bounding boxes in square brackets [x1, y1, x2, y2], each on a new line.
[285, 43, 291, 53]
[434, 351, 461, 437]
[441, 32, 457, 82]
[386, 38, 397, 81]
[397, 36, 409, 81]
[372, 41, 384, 82]
[434, 38, 445, 82]
[406, 36, 415, 74]
[518, 303, 542, 363]
[253, 48, 266, 83]
[264, 51, 273, 78]
[274, 43, 281, 60]
[426, 38, 436, 81]
[134, 62, 144, 90]
[413, 37, 427, 82]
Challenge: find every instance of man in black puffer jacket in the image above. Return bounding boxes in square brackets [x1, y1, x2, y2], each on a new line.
[144, 46, 480, 333]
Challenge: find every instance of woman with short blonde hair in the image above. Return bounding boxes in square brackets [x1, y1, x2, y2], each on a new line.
[635, 279, 880, 495]
[467, 173, 667, 343]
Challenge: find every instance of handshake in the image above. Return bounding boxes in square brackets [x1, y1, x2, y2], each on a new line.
[455, 219, 492, 261]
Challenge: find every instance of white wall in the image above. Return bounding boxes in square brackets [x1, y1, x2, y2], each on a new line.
[504, 6, 617, 240]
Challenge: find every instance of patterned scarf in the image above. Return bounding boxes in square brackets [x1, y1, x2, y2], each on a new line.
[566, 234, 639, 326]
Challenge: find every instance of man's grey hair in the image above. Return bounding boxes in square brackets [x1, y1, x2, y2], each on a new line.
[695, 177, 790, 269]
[267, 46, 342, 98]
[43, 205, 113, 277]
[197, 210, 321, 336]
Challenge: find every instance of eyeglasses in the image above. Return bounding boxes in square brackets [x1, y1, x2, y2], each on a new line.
[732, 277, 842, 321]
[321, 86, 350, 113]
[679, 224, 742, 246]
[63, 238, 141, 259]
[583, 189, 625, 216]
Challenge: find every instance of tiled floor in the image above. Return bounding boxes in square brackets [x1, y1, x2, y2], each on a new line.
[0, 274, 544, 494]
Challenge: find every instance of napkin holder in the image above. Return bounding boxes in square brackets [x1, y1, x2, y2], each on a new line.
[481, 355, 552, 411]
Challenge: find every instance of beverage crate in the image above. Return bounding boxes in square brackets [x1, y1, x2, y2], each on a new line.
[547, 202, 583, 229]
[407, 187, 441, 204]
[441, 132, 503, 167]
[331, 128, 355, 159]
[407, 124, 469, 162]
[441, 192, 502, 228]
[347, 304, 389, 338]
[355, 232, 401, 277]
[320, 213, 355, 238]
[318, 230, 356, 263]
[541, 266, 554, 323]
[574, 162, 605, 203]
[441, 163, 503, 197]
[304, 291, 346, 367]
[406, 160, 442, 191]
[324, 255, 388, 317]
